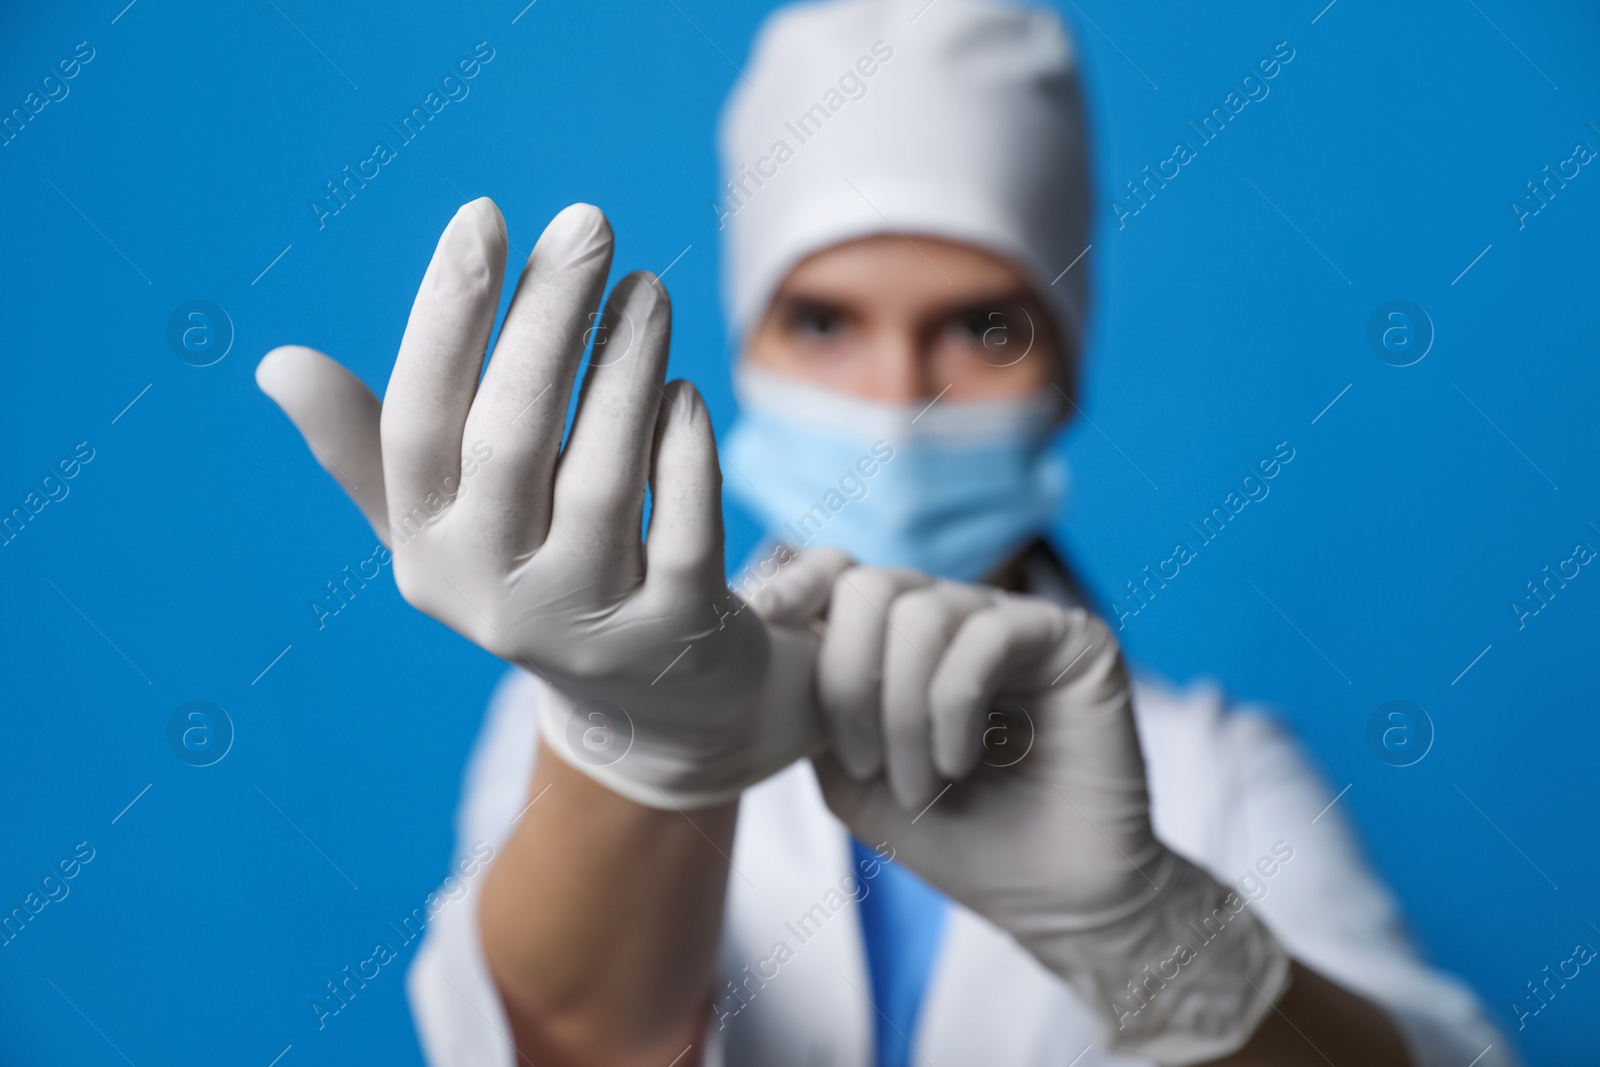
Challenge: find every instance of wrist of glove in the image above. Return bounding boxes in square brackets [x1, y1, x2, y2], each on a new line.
[531, 546, 853, 809]
[1026, 851, 1292, 1064]
[536, 620, 827, 810]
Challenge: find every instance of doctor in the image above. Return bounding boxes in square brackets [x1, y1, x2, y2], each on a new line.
[257, 0, 1511, 1064]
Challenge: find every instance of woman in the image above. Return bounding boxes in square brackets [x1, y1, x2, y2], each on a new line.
[257, 1, 1510, 1064]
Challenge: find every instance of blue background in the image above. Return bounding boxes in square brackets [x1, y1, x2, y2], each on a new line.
[2, 0, 1596, 1063]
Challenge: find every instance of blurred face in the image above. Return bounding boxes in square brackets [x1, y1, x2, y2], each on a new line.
[743, 234, 1071, 406]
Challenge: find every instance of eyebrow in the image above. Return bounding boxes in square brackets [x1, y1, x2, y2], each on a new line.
[773, 286, 1040, 319]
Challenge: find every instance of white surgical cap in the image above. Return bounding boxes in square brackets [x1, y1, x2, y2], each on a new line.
[717, 0, 1091, 348]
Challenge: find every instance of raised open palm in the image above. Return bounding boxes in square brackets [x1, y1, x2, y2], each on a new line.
[257, 199, 824, 807]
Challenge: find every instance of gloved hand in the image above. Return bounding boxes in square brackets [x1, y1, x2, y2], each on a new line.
[256, 198, 845, 810]
[761, 564, 1292, 1064]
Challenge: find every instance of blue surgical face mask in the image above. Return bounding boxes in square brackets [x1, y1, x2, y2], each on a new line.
[723, 365, 1069, 582]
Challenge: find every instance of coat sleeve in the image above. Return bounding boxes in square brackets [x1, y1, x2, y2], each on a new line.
[1139, 683, 1515, 1067]
[405, 668, 544, 1067]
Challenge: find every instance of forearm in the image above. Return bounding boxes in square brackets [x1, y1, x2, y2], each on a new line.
[1205, 962, 1409, 1067]
[479, 738, 736, 1066]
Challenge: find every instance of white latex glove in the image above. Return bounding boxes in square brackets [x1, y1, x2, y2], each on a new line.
[256, 199, 845, 809]
[774, 565, 1291, 1065]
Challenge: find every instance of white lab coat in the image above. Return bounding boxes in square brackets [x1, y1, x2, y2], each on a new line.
[406, 669, 1512, 1067]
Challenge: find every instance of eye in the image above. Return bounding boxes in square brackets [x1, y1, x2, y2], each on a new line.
[954, 308, 1009, 349]
[786, 302, 846, 341]
[946, 302, 1038, 369]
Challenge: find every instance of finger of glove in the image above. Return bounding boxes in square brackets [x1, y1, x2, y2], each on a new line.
[930, 599, 1062, 781]
[544, 272, 667, 573]
[1049, 610, 1148, 784]
[820, 567, 934, 780]
[256, 346, 390, 544]
[456, 203, 613, 559]
[381, 199, 508, 538]
[642, 380, 723, 590]
[883, 582, 995, 811]
[1037, 611, 1158, 874]
[745, 546, 854, 627]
